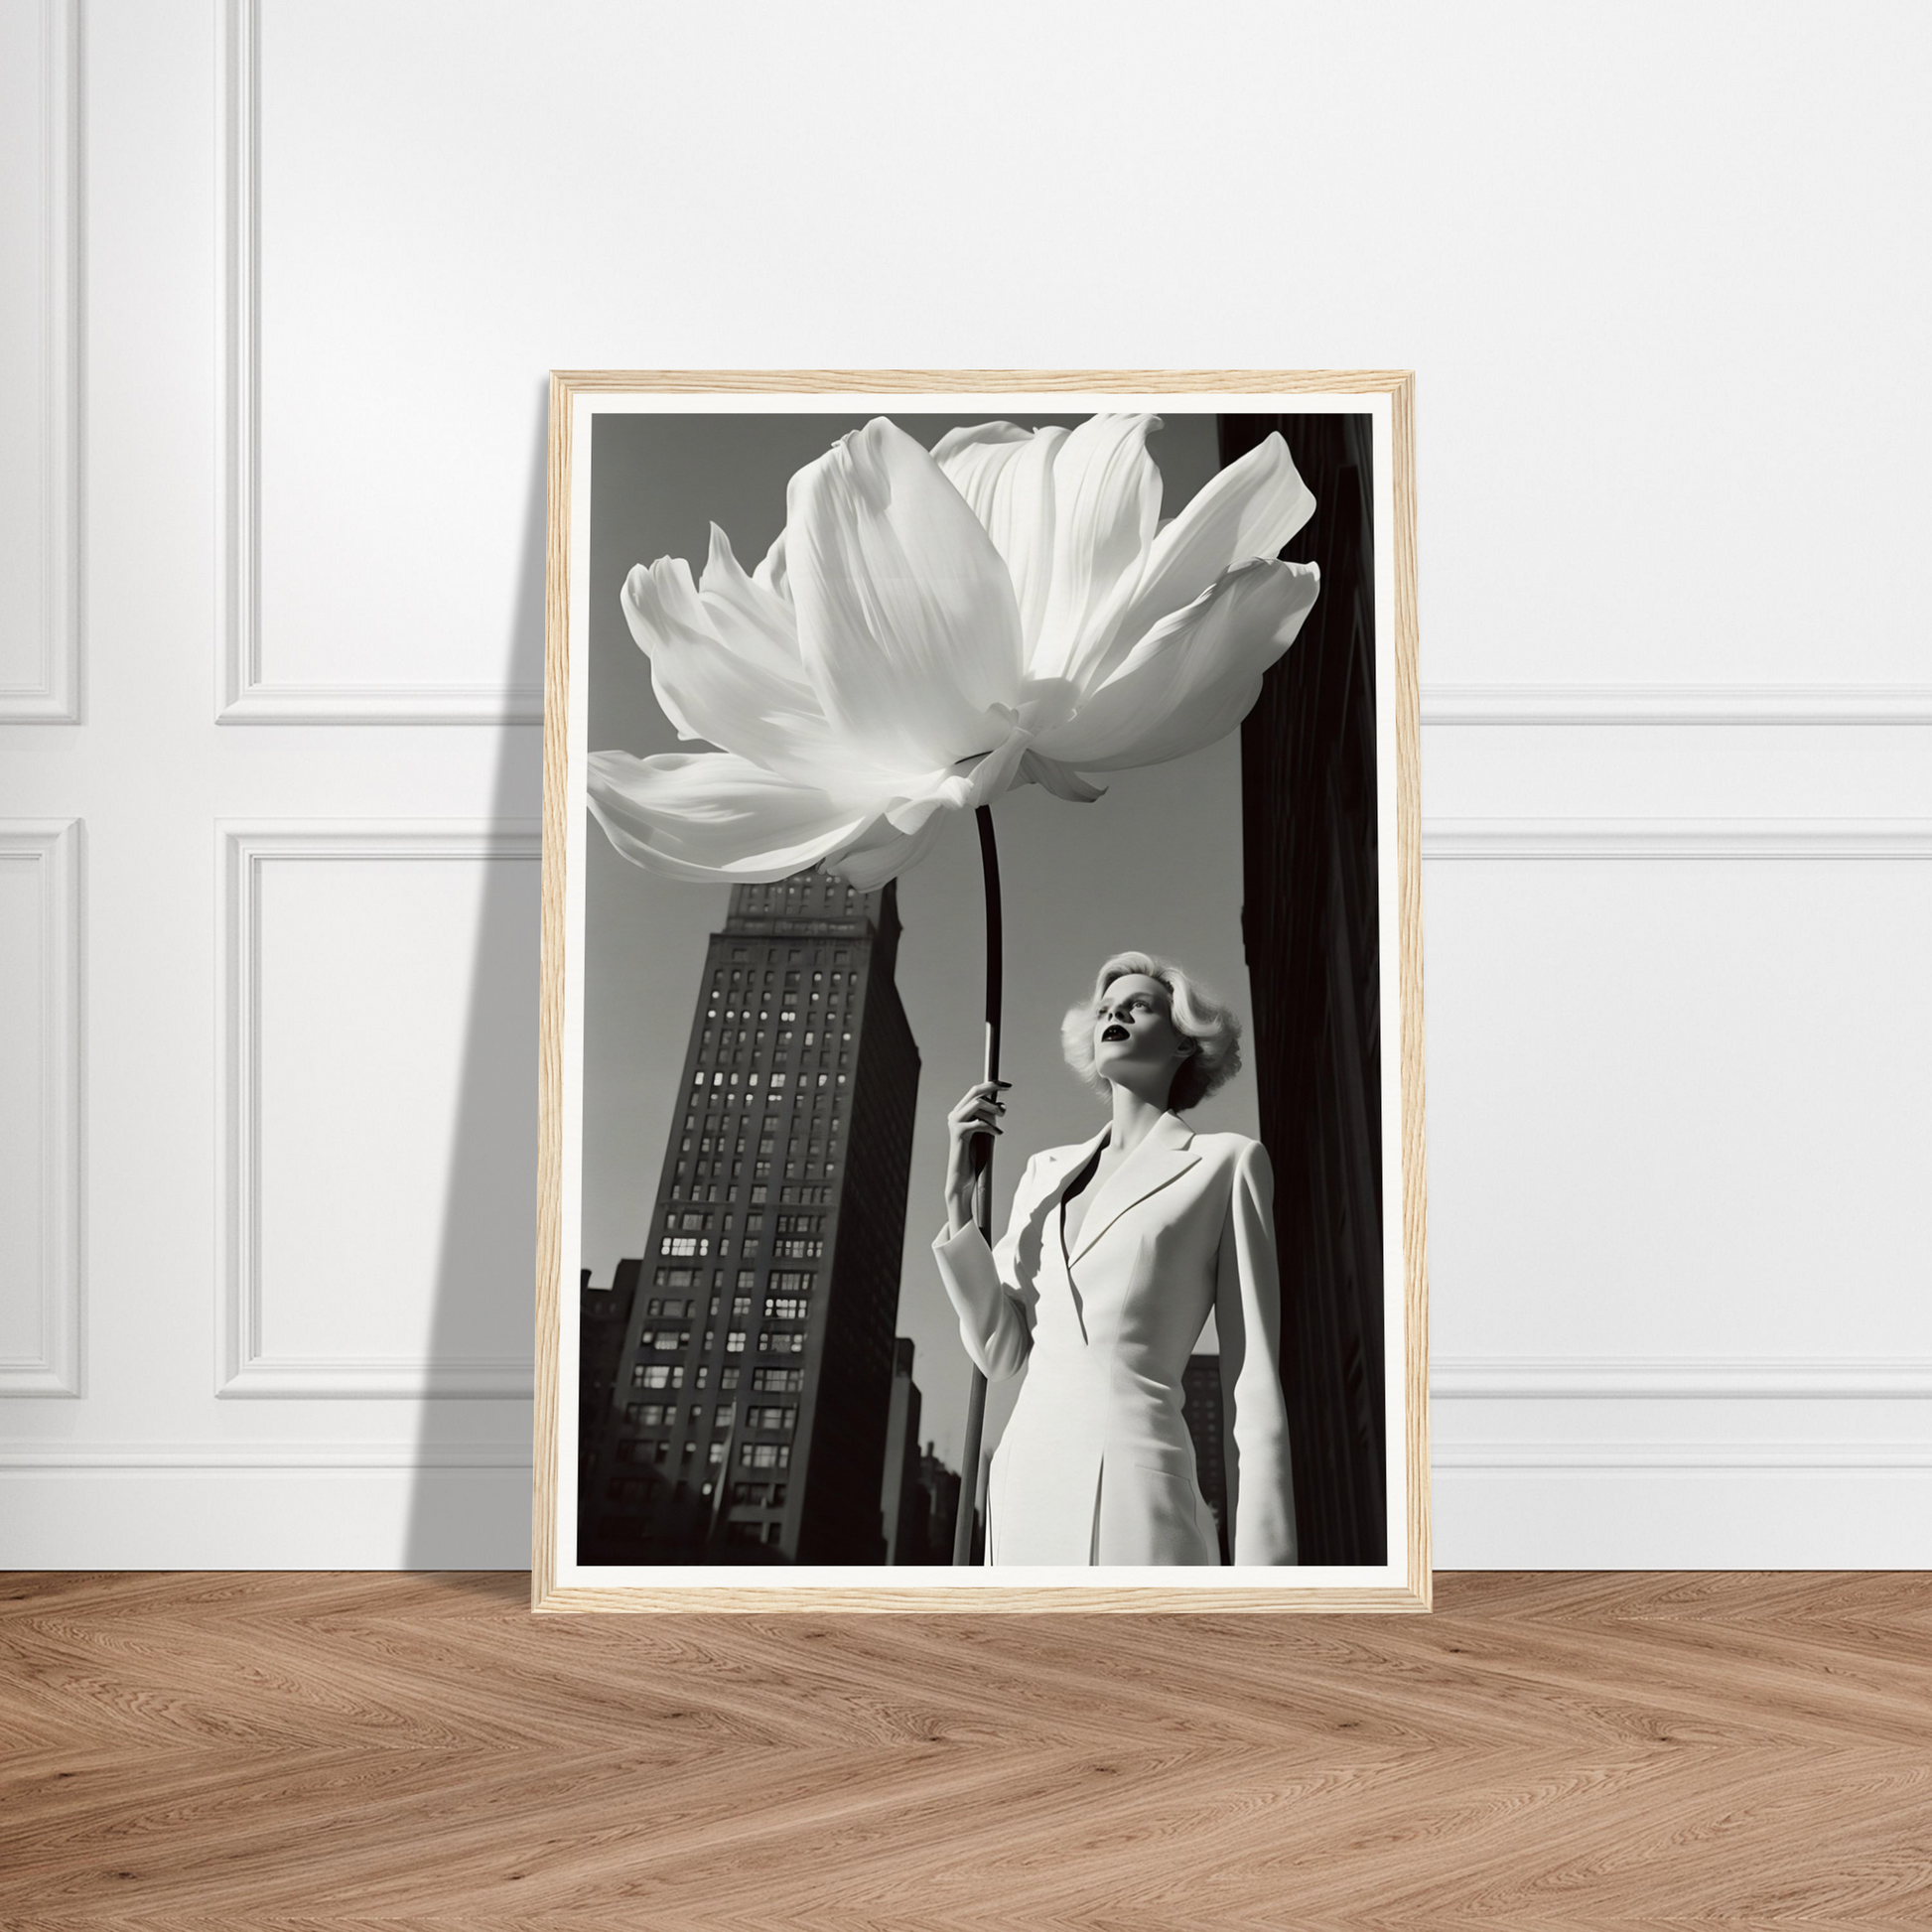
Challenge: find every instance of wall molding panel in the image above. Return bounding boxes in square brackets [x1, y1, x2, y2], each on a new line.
[216, 821, 540, 1399]
[2, 0, 79, 723]
[1421, 686, 1932, 726]
[1435, 1357, 1932, 1401]
[0, 1442, 529, 1470]
[0, 820, 81, 1395]
[1426, 811, 1932, 1501]
[1423, 816, 1932, 862]
[1436, 1441, 1932, 1470]
[213, 0, 543, 727]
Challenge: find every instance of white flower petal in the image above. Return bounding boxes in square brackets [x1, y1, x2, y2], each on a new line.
[1033, 414, 1164, 684]
[786, 418, 1025, 775]
[873, 714, 1038, 840]
[829, 811, 948, 892]
[1080, 432, 1315, 690]
[620, 558, 836, 783]
[1020, 750, 1107, 803]
[753, 528, 789, 602]
[1038, 559, 1319, 771]
[697, 523, 799, 666]
[931, 422, 1066, 655]
[587, 750, 876, 883]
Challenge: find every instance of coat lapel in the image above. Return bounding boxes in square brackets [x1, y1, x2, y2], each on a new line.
[1066, 1113, 1198, 1266]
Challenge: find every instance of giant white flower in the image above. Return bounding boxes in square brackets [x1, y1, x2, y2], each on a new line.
[589, 414, 1319, 890]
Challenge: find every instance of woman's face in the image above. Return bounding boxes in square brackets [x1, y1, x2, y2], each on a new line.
[1092, 973, 1190, 1098]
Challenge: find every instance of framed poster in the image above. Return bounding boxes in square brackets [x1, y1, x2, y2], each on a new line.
[533, 372, 1425, 1611]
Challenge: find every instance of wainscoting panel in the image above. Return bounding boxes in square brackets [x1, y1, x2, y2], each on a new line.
[216, 824, 540, 1397]
[0, 0, 77, 722]
[0, 821, 80, 1395]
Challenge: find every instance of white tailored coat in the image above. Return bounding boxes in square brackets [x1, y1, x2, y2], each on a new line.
[932, 1111, 1298, 1566]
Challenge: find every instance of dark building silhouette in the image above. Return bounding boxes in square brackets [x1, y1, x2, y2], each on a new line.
[1180, 1352, 1231, 1565]
[580, 869, 920, 1566]
[580, 1262, 638, 1494]
[913, 1443, 979, 1565]
[1222, 412, 1387, 1566]
[880, 1337, 928, 1566]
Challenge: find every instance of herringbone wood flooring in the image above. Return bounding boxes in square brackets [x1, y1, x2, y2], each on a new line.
[3, 1571, 1929, 1929]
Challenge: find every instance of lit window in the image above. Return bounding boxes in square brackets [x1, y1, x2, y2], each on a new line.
[725, 1330, 748, 1354]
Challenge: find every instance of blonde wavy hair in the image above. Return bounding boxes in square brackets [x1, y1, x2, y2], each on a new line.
[1060, 951, 1243, 1113]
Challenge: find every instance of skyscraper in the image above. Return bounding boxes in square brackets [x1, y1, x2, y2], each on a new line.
[580, 870, 920, 1566]
[880, 1336, 926, 1566]
[1180, 1352, 1230, 1565]
[1225, 411, 1387, 1566]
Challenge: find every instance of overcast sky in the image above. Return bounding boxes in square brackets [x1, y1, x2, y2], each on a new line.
[581, 411, 1263, 1467]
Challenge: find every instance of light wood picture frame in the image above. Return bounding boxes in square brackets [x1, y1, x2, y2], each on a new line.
[533, 371, 1425, 1612]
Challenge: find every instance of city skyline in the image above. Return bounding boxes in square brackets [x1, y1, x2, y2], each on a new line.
[579, 871, 919, 1565]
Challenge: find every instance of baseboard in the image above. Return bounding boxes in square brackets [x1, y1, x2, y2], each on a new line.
[0, 1463, 532, 1569]
[6, 1453, 1929, 1570]
[1433, 1462, 1932, 1568]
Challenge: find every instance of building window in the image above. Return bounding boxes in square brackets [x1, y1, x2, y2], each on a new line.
[764, 1297, 809, 1322]
[644, 1297, 692, 1319]
[758, 1330, 807, 1355]
[654, 1266, 700, 1290]
[643, 1327, 690, 1351]
[731, 1295, 753, 1317]
[631, 1364, 683, 1390]
[725, 1330, 748, 1354]
[751, 1366, 803, 1393]
[659, 1235, 706, 1257]
[707, 1441, 726, 1465]
[719, 1364, 741, 1391]
[739, 1442, 792, 1469]
[772, 1238, 822, 1260]
[769, 1270, 814, 1293]
[747, 1405, 796, 1432]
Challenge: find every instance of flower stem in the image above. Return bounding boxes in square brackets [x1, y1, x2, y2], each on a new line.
[953, 805, 1001, 1565]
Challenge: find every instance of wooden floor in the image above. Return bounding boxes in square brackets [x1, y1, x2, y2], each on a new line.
[4, 1573, 1930, 1930]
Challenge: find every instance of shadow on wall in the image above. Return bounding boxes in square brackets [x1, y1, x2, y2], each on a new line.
[402, 382, 547, 1569]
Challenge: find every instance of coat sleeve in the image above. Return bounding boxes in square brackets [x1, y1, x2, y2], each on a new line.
[930, 1157, 1038, 1381]
[1215, 1139, 1299, 1565]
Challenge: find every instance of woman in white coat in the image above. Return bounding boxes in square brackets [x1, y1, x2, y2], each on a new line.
[933, 952, 1298, 1567]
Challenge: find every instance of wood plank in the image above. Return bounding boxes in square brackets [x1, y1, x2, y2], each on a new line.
[3, 1572, 1930, 1928]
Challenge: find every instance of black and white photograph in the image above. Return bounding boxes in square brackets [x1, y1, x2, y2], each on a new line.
[536, 375, 1424, 1606]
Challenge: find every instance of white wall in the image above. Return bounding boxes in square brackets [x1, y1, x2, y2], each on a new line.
[2, 0, 1928, 1566]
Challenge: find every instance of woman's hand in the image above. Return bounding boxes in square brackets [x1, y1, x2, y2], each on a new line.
[944, 1079, 1011, 1235]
